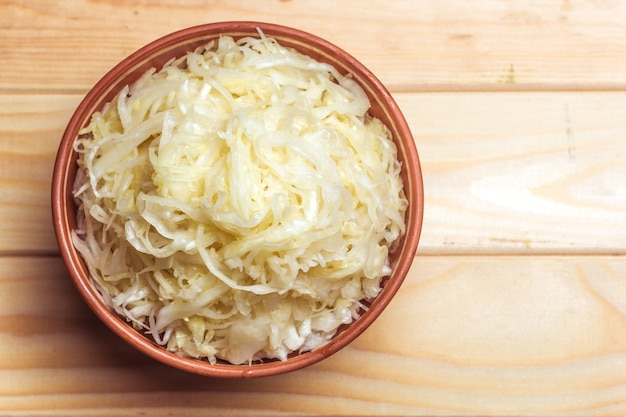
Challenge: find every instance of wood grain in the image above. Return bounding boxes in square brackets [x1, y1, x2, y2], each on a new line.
[2, 256, 626, 415]
[0, 94, 81, 255]
[399, 91, 626, 255]
[3, 0, 626, 92]
[2, 92, 624, 255]
[2, 0, 626, 415]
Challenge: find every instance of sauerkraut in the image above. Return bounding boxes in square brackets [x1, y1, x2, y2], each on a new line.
[72, 32, 407, 365]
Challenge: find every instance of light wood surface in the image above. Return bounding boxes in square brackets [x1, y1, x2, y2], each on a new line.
[2, 1, 626, 415]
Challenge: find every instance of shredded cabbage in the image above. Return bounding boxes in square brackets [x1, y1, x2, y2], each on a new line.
[72, 32, 407, 365]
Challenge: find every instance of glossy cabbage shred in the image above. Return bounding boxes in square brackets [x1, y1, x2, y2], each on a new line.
[72, 33, 407, 365]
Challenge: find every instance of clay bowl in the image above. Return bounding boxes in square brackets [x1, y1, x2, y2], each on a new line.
[51, 21, 424, 378]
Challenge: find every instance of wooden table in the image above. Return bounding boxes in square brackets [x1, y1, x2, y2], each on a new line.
[2, 1, 626, 415]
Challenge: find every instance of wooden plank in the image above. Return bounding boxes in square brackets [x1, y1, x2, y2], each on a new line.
[3, 0, 626, 92]
[2, 255, 626, 415]
[398, 90, 626, 255]
[0, 94, 81, 255]
[1, 91, 625, 255]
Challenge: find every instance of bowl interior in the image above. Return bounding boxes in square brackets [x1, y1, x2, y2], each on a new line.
[52, 21, 423, 378]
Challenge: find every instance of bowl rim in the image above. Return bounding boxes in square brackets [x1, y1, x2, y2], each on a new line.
[51, 21, 424, 378]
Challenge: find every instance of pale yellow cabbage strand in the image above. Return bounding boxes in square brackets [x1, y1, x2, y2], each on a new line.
[72, 33, 407, 365]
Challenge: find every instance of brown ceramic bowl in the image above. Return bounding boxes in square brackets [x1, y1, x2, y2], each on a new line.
[51, 21, 424, 378]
